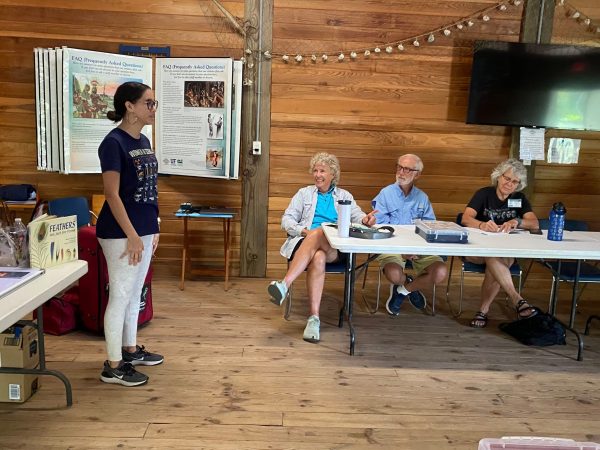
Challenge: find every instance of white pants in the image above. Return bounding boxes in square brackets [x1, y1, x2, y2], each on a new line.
[98, 235, 154, 362]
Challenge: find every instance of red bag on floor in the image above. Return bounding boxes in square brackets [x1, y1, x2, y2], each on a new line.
[34, 287, 79, 335]
[78, 226, 153, 334]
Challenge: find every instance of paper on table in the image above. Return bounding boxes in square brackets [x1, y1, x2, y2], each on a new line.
[0, 267, 44, 299]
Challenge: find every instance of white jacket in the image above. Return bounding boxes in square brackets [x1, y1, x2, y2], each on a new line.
[279, 185, 367, 258]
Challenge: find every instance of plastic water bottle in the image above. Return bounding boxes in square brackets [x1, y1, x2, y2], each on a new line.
[547, 202, 566, 241]
[9, 218, 30, 267]
[337, 200, 351, 238]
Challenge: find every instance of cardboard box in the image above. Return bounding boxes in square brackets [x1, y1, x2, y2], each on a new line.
[0, 325, 40, 403]
[0, 325, 39, 369]
[0, 374, 39, 403]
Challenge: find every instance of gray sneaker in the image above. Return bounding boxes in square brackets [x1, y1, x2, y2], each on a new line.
[268, 280, 288, 306]
[303, 315, 320, 343]
[100, 360, 148, 387]
[122, 345, 164, 366]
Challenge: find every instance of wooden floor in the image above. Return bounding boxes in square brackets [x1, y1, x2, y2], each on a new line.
[1, 274, 600, 449]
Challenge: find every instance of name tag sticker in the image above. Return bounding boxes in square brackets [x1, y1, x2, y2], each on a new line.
[508, 199, 522, 208]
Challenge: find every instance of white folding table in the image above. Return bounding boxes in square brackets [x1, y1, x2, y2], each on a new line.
[0, 260, 88, 406]
[322, 224, 600, 359]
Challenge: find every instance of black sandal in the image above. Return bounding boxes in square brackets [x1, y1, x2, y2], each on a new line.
[516, 299, 539, 319]
[470, 311, 488, 328]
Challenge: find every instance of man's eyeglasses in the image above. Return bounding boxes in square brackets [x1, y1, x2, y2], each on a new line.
[396, 164, 419, 174]
[501, 174, 520, 186]
[144, 100, 159, 110]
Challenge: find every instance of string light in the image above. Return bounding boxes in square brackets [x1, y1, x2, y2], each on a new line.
[263, 0, 571, 65]
[557, 1, 600, 37]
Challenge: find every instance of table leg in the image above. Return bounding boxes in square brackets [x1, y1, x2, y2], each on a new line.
[343, 252, 357, 355]
[569, 259, 582, 329]
[224, 218, 231, 291]
[180, 217, 188, 290]
[549, 260, 561, 315]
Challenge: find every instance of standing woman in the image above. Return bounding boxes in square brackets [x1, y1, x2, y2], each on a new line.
[97, 82, 162, 386]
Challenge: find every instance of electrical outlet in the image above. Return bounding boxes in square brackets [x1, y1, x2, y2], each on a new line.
[252, 140, 261, 155]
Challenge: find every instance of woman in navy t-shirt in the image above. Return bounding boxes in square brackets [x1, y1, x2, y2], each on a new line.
[96, 82, 163, 387]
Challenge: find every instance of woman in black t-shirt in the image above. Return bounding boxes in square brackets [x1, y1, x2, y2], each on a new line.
[460, 159, 540, 328]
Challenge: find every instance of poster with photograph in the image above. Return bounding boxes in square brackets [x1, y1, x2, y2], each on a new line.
[155, 58, 233, 179]
[62, 48, 153, 173]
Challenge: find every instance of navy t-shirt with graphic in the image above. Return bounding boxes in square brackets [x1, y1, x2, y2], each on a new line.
[467, 186, 532, 225]
[96, 128, 159, 239]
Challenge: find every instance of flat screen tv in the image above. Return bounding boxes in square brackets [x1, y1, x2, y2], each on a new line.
[466, 40, 600, 131]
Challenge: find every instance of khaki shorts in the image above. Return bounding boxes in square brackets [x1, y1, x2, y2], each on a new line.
[375, 254, 444, 277]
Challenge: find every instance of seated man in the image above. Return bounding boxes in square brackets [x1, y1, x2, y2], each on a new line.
[372, 154, 447, 315]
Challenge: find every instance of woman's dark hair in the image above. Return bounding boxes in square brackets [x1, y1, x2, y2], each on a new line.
[106, 81, 151, 123]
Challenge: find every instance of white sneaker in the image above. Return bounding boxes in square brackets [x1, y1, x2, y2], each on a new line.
[268, 280, 288, 306]
[303, 315, 320, 343]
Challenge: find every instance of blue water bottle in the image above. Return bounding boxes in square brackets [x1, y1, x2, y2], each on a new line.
[547, 202, 566, 241]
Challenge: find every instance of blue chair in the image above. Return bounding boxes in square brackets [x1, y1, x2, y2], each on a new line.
[445, 213, 522, 317]
[48, 196, 96, 229]
[536, 219, 600, 326]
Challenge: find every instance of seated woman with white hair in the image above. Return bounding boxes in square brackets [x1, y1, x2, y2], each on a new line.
[268, 152, 376, 343]
[460, 158, 540, 328]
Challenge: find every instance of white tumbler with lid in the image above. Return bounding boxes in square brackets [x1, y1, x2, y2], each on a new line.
[337, 199, 351, 238]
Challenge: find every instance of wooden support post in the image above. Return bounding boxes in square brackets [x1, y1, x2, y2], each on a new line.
[509, 0, 556, 200]
[240, 0, 273, 277]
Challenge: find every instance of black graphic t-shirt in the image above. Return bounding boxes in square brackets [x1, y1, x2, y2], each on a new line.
[467, 186, 532, 225]
[96, 128, 159, 239]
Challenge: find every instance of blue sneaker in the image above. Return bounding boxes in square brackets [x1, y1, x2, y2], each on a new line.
[385, 284, 406, 316]
[405, 275, 427, 310]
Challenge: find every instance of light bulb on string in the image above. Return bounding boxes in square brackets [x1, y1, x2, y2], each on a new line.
[311, 55, 317, 62]
[498, 4, 507, 11]
[385, 46, 393, 53]
[374, 47, 381, 53]
[282, 55, 289, 62]
[467, 20, 475, 27]
[245, 48, 252, 55]
[338, 53, 345, 61]
[397, 43, 405, 51]
[413, 39, 420, 47]
[456, 23, 464, 30]
[350, 51, 357, 59]
[443, 29, 451, 36]
[322, 54, 328, 62]
[295, 54, 303, 63]
[427, 34, 435, 42]
[482, 15, 490, 22]
[364, 50, 371, 57]
[263, 51, 272, 59]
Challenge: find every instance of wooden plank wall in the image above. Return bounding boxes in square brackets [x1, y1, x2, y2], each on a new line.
[0, 1, 598, 279]
[267, 0, 600, 276]
[0, 0, 246, 278]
